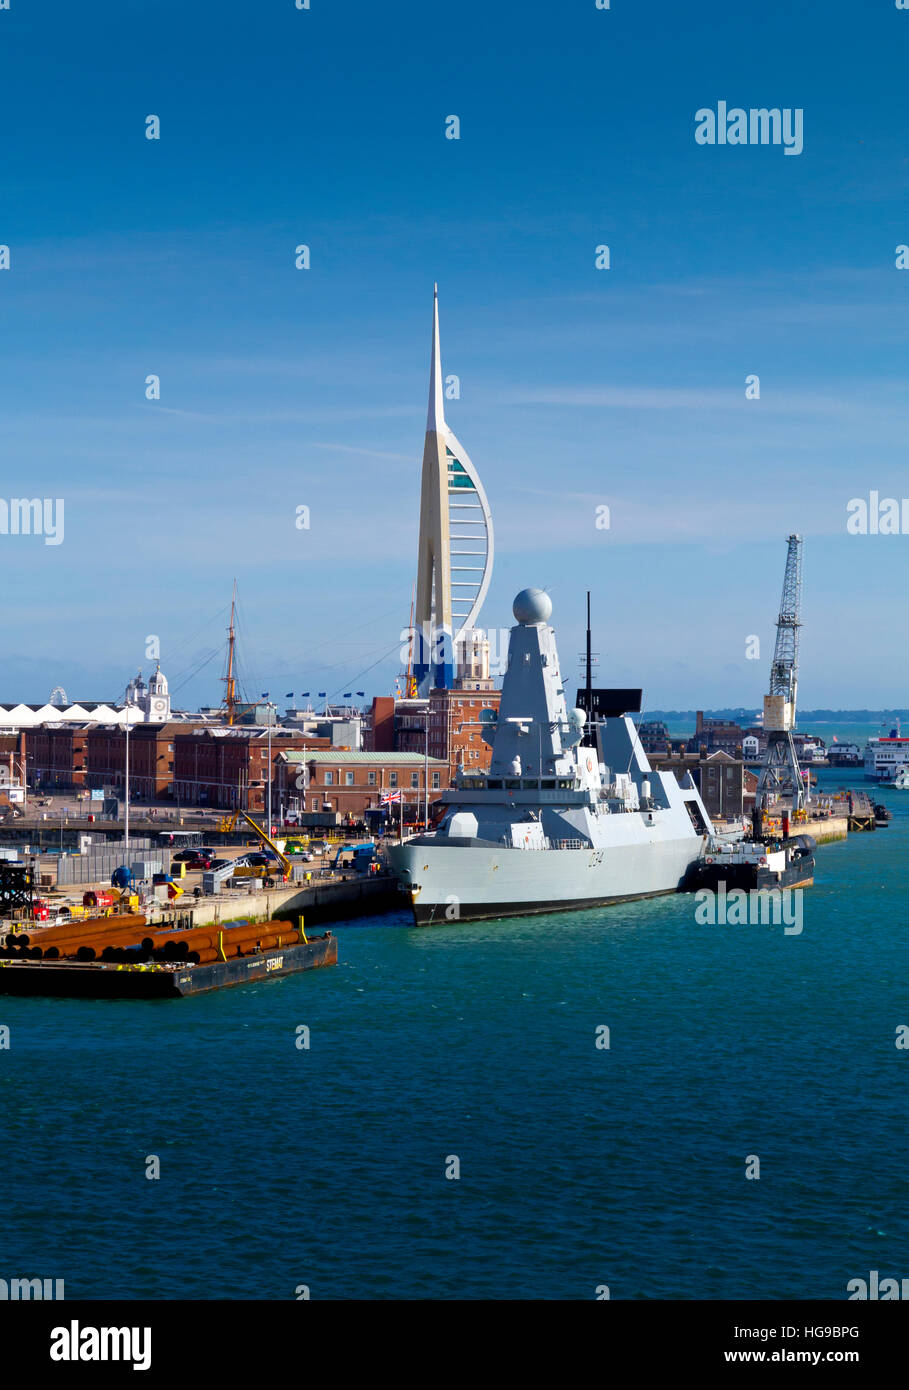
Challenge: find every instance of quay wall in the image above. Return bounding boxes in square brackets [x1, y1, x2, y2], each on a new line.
[150, 873, 401, 930]
[804, 816, 848, 844]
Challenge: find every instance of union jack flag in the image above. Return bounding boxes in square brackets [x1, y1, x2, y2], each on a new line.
[380, 790, 402, 805]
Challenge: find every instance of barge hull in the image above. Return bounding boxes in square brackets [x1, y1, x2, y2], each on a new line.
[0, 935, 337, 998]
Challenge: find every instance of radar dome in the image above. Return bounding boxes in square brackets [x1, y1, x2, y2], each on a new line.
[513, 588, 552, 625]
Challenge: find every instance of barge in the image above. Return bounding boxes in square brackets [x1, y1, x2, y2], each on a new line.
[0, 932, 336, 997]
[0, 912, 337, 997]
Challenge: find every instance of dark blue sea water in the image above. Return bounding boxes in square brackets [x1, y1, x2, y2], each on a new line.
[2, 769, 907, 1300]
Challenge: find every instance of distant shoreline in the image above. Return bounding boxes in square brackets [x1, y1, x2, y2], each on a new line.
[642, 710, 907, 722]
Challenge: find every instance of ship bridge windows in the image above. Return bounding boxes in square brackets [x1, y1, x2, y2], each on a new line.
[556, 778, 574, 790]
[504, 778, 520, 789]
[487, 778, 503, 789]
[541, 779, 556, 789]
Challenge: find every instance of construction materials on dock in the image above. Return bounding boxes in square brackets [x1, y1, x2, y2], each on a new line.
[0, 934, 336, 997]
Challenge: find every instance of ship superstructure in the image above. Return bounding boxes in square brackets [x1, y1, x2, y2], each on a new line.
[387, 588, 715, 925]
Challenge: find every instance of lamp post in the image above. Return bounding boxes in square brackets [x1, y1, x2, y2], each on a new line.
[424, 708, 429, 831]
[124, 698, 133, 864]
[266, 702, 275, 834]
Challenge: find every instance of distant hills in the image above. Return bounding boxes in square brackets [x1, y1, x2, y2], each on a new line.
[643, 710, 909, 722]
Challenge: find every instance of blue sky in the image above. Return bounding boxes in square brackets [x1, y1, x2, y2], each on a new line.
[1, 0, 907, 710]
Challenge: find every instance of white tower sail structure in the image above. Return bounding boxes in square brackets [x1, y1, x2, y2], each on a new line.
[413, 286, 494, 694]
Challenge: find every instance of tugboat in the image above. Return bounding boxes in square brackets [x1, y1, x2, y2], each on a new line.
[386, 588, 716, 925]
[684, 833, 816, 893]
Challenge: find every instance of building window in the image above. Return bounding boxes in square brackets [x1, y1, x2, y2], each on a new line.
[368, 771, 376, 785]
[389, 771, 398, 788]
[411, 772, 419, 788]
[325, 770, 334, 785]
[311, 797, 319, 810]
[345, 772, 354, 786]
[432, 771, 440, 789]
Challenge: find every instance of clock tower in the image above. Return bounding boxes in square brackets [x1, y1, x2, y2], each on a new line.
[144, 664, 171, 722]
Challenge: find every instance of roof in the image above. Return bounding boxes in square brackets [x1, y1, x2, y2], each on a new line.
[280, 750, 447, 765]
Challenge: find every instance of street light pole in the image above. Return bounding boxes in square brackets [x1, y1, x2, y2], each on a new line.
[124, 699, 132, 865]
[267, 705, 273, 834]
[424, 709, 429, 831]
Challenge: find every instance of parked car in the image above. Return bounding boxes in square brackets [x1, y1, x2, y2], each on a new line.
[173, 850, 213, 869]
[246, 851, 279, 867]
[208, 858, 232, 872]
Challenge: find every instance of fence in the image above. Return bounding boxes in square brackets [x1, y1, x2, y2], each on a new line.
[50, 842, 166, 886]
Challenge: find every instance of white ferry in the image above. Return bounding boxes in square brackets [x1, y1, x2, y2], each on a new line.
[863, 733, 909, 783]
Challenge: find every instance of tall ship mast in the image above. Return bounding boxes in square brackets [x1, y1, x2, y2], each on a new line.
[387, 587, 715, 925]
[220, 580, 238, 726]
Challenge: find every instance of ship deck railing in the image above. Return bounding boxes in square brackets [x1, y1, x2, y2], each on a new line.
[499, 836, 587, 850]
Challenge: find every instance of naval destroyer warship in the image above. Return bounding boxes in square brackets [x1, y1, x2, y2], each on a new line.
[387, 588, 716, 924]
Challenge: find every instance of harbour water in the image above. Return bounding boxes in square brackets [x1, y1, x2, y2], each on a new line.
[2, 770, 907, 1300]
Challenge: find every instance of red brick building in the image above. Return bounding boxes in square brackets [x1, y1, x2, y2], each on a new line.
[86, 722, 189, 800]
[278, 750, 449, 822]
[172, 729, 330, 814]
[366, 686, 501, 782]
[28, 724, 91, 789]
[25, 722, 330, 813]
[427, 686, 501, 781]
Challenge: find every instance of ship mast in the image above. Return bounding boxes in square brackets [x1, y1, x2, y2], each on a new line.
[583, 590, 595, 747]
[586, 590, 592, 724]
[221, 579, 238, 726]
[405, 581, 418, 699]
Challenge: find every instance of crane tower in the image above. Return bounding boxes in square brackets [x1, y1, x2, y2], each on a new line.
[755, 534, 806, 814]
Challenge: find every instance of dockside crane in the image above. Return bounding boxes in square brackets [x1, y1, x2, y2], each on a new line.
[216, 809, 292, 879]
[755, 534, 806, 815]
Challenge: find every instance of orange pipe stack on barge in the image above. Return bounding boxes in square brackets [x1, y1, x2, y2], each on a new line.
[0, 913, 337, 997]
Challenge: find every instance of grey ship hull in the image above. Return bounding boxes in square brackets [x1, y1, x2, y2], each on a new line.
[388, 826, 707, 926]
[385, 587, 716, 928]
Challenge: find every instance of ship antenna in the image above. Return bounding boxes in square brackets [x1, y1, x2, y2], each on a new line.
[585, 590, 593, 745]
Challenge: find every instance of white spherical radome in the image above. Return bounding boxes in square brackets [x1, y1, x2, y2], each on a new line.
[512, 588, 552, 625]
